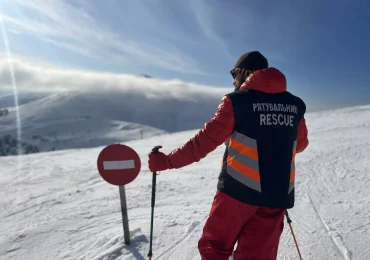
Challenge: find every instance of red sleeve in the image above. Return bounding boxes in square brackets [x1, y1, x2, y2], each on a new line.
[168, 95, 235, 169]
[296, 117, 308, 153]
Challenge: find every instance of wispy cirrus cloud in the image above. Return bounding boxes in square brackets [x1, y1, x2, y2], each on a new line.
[0, 0, 214, 75]
[188, 0, 231, 56]
[0, 0, 289, 83]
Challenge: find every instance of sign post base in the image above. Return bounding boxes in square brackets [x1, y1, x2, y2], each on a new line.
[119, 185, 130, 245]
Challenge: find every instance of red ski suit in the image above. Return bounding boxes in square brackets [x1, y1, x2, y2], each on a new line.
[149, 68, 309, 260]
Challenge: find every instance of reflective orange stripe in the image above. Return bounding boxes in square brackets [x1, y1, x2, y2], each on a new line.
[290, 167, 295, 183]
[229, 137, 259, 161]
[227, 155, 260, 182]
[291, 152, 295, 183]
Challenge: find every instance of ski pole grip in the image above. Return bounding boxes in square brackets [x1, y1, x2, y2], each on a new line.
[152, 145, 162, 153]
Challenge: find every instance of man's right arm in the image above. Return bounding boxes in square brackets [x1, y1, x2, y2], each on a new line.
[296, 117, 308, 153]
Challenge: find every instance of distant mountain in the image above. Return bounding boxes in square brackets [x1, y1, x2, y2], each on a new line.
[0, 91, 167, 154]
[139, 74, 153, 78]
[0, 71, 229, 155]
[1, 86, 226, 133]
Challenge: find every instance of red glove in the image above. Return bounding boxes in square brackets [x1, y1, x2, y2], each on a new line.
[148, 148, 173, 172]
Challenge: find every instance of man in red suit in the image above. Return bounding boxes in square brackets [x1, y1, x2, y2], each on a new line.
[148, 51, 309, 260]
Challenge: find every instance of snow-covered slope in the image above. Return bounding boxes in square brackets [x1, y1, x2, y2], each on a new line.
[1, 104, 370, 260]
[0, 117, 166, 153]
[0, 91, 51, 110]
[2, 88, 224, 132]
[0, 86, 227, 152]
[0, 91, 169, 152]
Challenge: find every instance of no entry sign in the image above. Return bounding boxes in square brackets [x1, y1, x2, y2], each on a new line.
[97, 144, 141, 186]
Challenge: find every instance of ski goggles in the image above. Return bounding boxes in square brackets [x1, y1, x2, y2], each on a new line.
[230, 68, 254, 79]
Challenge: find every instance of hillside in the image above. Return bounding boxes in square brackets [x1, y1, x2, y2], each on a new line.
[1, 88, 226, 132]
[0, 91, 169, 154]
[0, 91, 51, 110]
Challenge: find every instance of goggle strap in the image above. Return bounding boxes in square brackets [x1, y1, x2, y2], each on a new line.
[230, 68, 254, 78]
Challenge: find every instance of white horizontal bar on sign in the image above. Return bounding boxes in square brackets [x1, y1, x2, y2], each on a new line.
[103, 160, 135, 170]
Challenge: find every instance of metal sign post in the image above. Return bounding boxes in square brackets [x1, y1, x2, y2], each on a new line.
[119, 185, 130, 245]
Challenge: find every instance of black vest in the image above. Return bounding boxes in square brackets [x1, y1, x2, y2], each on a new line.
[217, 89, 306, 209]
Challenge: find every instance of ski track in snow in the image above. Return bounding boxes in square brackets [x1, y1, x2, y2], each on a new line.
[1, 105, 370, 260]
[307, 187, 352, 260]
[155, 218, 204, 260]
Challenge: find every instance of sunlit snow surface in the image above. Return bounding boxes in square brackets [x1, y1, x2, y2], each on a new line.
[1, 105, 370, 260]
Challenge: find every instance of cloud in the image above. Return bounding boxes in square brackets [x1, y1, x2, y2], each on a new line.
[189, 0, 227, 50]
[0, 55, 230, 95]
[0, 0, 209, 75]
[0, 0, 289, 81]
[187, 0, 241, 61]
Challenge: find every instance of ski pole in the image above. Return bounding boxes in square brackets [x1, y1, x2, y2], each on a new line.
[148, 146, 161, 260]
[285, 210, 303, 260]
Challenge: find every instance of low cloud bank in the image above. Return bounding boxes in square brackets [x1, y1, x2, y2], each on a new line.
[0, 56, 231, 132]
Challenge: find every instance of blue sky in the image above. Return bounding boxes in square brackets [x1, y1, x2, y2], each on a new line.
[0, 0, 370, 110]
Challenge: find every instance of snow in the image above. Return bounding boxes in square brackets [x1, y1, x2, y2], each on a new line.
[0, 91, 51, 110]
[1, 104, 370, 260]
[0, 91, 168, 152]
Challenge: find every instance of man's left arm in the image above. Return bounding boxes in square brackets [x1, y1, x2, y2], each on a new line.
[168, 95, 235, 169]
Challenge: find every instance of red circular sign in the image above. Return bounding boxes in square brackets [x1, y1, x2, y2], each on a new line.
[97, 144, 141, 186]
